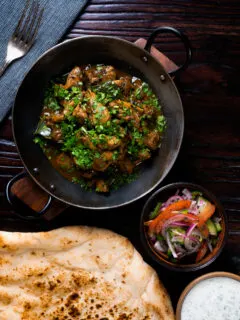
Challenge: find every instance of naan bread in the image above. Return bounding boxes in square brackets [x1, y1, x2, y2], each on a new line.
[0, 226, 174, 320]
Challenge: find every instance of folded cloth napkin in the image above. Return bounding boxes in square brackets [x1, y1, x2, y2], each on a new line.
[0, 0, 88, 123]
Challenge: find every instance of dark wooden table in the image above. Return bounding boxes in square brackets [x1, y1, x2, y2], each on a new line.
[0, 0, 239, 311]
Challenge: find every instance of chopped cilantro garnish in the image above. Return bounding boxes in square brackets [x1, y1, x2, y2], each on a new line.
[71, 145, 94, 170]
[53, 84, 69, 99]
[156, 115, 167, 132]
[33, 136, 47, 149]
[92, 81, 122, 104]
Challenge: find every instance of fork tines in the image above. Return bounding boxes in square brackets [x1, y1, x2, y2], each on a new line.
[12, 0, 44, 47]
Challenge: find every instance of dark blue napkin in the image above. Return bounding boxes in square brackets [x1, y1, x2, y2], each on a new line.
[0, 0, 88, 123]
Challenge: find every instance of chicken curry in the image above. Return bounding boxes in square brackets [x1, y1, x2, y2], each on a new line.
[34, 64, 166, 193]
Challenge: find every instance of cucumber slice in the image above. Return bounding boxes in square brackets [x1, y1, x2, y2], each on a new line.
[167, 249, 172, 257]
[206, 219, 217, 236]
[149, 202, 162, 219]
[191, 191, 203, 199]
[215, 222, 222, 232]
[156, 234, 164, 241]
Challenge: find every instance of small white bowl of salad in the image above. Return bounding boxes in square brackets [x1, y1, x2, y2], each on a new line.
[140, 182, 228, 272]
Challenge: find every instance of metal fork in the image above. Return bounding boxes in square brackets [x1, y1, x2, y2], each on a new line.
[0, 0, 44, 77]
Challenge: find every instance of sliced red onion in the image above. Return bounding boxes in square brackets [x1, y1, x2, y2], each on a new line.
[174, 243, 186, 254]
[197, 198, 206, 208]
[154, 241, 166, 253]
[186, 223, 197, 237]
[188, 211, 198, 216]
[189, 200, 199, 215]
[174, 213, 198, 222]
[171, 230, 197, 242]
[163, 195, 183, 208]
[182, 188, 192, 200]
[191, 228, 202, 239]
[171, 236, 184, 243]
[149, 235, 157, 243]
[166, 232, 178, 258]
[184, 236, 201, 252]
[170, 222, 190, 227]
[161, 214, 198, 238]
[175, 189, 180, 195]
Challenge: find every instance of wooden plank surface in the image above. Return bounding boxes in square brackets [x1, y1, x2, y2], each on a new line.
[0, 0, 239, 310]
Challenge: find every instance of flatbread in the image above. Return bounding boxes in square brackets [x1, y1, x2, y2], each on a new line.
[0, 226, 174, 320]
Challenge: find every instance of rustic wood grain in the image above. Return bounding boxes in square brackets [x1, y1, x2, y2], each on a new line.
[0, 0, 239, 309]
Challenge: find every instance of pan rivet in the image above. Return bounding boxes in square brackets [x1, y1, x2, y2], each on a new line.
[142, 56, 148, 63]
[33, 167, 39, 174]
[160, 75, 166, 81]
[50, 184, 55, 191]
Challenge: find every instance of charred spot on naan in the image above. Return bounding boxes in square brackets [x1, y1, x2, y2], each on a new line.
[0, 256, 10, 266]
[0, 292, 12, 305]
[0, 235, 17, 251]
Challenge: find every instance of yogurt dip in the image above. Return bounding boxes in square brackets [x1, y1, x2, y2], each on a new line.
[181, 276, 240, 320]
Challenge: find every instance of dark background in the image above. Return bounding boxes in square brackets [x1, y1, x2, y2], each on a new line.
[0, 0, 239, 310]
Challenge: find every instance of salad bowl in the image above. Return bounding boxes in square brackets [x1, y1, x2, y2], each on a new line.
[140, 182, 228, 272]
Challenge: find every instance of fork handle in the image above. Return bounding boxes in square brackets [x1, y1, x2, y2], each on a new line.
[0, 61, 11, 77]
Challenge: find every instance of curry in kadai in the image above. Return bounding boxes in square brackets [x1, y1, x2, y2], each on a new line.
[34, 64, 166, 192]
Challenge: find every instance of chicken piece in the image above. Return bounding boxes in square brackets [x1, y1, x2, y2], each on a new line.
[96, 179, 109, 193]
[101, 66, 116, 82]
[110, 100, 140, 127]
[142, 104, 156, 117]
[63, 66, 82, 89]
[51, 113, 65, 123]
[85, 90, 96, 106]
[51, 128, 62, 142]
[138, 149, 151, 161]
[98, 136, 121, 151]
[80, 171, 94, 179]
[132, 111, 140, 128]
[118, 158, 135, 174]
[109, 100, 133, 121]
[72, 105, 87, 123]
[55, 153, 74, 171]
[144, 130, 160, 150]
[117, 142, 127, 161]
[132, 78, 142, 88]
[92, 151, 114, 172]
[85, 90, 111, 124]
[91, 104, 110, 125]
[116, 100, 132, 109]
[95, 105, 110, 124]
[113, 76, 132, 95]
[84, 65, 116, 84]
[60, 100, 75, 114]
[79, 135, 96, 151]
[42, 108, 65, 124]
[135, 149, 151, 165]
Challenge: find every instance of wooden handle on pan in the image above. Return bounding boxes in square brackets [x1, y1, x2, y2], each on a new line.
[135, 38, 178, 74]
[6, 172, 68, 221]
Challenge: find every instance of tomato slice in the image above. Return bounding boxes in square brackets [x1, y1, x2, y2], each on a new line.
[195, 241, 208, 262]
[198, 202, 216, 227]
[199, 223, 209, 238]
[147, 200, 193, 233]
